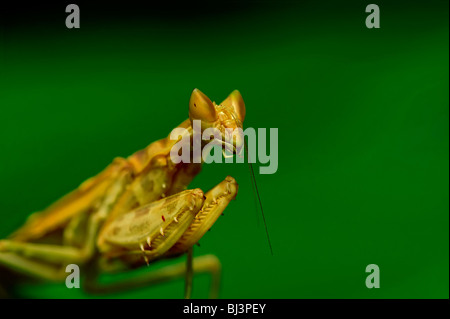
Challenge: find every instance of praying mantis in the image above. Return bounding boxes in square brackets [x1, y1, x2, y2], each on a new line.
[0, 88, 246, 299]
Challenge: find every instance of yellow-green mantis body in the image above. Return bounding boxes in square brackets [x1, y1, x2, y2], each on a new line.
[0, 88, 246, 298]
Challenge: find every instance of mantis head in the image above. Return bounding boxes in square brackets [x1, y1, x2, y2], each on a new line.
[189, 88, 246, 156]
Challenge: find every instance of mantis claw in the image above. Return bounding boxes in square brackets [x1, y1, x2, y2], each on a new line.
[167, 176, 238, 256]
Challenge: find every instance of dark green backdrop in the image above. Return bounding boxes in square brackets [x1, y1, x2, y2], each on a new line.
[0, 1, 448, 298]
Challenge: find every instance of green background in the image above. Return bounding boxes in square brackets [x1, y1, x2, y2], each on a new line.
[0, 1, 448, 298]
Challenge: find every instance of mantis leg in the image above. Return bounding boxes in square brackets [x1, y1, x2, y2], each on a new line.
[0, 252, 66, 282]
[84, 254, 221, 299]
[0, 214, 103, 266]
[85, 176, 238, 298]
[184, 246, 193, 299]
[0, 168, 133, 268]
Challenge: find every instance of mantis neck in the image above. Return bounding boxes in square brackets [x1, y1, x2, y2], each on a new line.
[128, 119, 207, 174]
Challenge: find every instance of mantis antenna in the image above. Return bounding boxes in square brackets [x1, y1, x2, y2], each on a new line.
[244, 139, 274, 256]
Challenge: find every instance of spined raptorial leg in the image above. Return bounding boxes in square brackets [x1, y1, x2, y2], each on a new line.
[87, 176, 238, 298]
[184, 247, 194, 299]
[168, 176, 239, 256]
[0, 168, 133, 278]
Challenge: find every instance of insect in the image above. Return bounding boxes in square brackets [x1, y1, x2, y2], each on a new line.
[0, 88, 246, 299]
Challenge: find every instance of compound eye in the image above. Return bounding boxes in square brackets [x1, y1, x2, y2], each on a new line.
[189, 89, 217, 123]
[220, 90, 246, 123]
